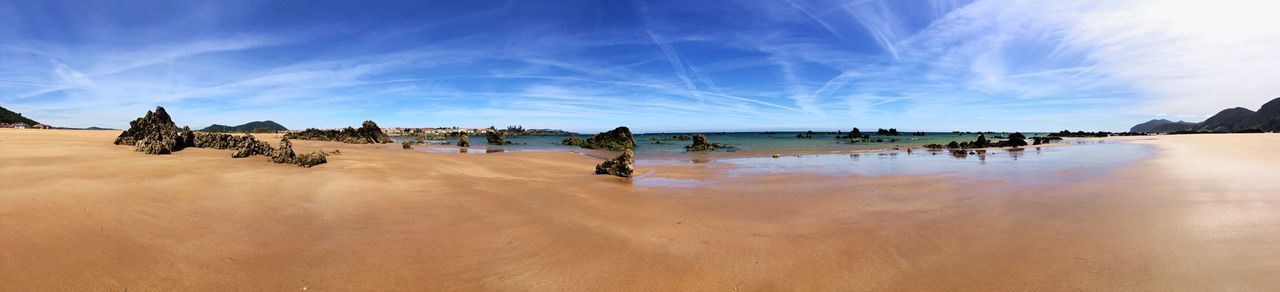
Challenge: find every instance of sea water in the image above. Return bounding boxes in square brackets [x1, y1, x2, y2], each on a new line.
[395, 132, 1058, 158]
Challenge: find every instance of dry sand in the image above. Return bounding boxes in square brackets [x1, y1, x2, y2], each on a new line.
[1, 129, 1278, 291]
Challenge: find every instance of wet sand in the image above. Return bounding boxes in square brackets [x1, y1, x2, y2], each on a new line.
[1, 129, 1278, 290]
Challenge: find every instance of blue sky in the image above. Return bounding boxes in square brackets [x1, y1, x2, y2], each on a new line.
[2, 0, 1278, 132]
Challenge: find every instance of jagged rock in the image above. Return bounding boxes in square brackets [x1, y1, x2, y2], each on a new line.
[594, 149, 634, 177]
[231, 134, 275, 158]
[402, 141, 413, 149]
[973, 134, 990, 148]
[684, 134, 733, 152]
[271, 137, 297, 164]
[283, 120, 391, 144]
[114, 107, 323, 168]
[486, 131, 511, 145]
[686, 134, 714, 151]
[113, 106, 193, 154]
[1002, 132, 1028, 147]
[294, 151, 328, 168]
[564, 127, 635, 151]
[458, 134, 470, 147]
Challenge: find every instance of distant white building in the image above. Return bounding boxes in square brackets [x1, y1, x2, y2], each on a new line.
[11, 123, 29, 129]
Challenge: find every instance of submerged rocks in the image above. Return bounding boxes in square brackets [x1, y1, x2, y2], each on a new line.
[684, 134, 732, 151]
[686, 134, 714, 151]
[564, 126, 635, 151]
[283, 120, 391, 144]
[113, 106, 194, 154]
[594, 149, 635, 177]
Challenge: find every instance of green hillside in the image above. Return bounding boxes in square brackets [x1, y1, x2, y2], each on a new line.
[0, 106, 40, 125]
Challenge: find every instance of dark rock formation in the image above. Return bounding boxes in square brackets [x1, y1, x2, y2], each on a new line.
[231, 134, 275, 158]
[293, 151, 328, 168]
[684, 134, 732, 152]
[594, 149, 634, 177]
[564, 126, 635, 151]
[486, 131, 511, 145]
[113, 106, 195, 155]
[686, 134, 714, 151]
[973, 134, 991, 148]
[283, 120, 391, 144]
[402, 141, 413, 149]
[1003, 132, 1028, 147]
[113, 107, 324, 167]
[271, 137, 297, 163]
[561, 134, 582, 145]
[458, 134, 470, 148]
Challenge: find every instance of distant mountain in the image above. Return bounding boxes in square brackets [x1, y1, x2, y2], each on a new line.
[1130, 119, 1196, 133]
[0, 105, 40, 125]
[1240, 97, 1280, 130]
[1197, 107, 1255, 132]
[1130, 97, 1280, 133]
[200, 120, 288, 133]
[1150, 121, 1197, 133]
[55, 126, 118, 130]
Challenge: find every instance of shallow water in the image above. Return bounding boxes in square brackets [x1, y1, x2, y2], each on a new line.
[394, 132, 1056, 158]
[635, 139, 1155, 187]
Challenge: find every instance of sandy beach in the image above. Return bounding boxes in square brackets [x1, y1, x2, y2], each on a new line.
[1, 129, 1278, 290]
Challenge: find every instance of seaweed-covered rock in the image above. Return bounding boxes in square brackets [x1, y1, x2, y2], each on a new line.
[565, 126, 635, 151]
[486, 131, 511, 145]
[458, 134, 470, 147]
[283, 120, 391, 144]
[114, 106, 193, 154]
[594, 149, 634, 177]
[561, 134, 582, 145]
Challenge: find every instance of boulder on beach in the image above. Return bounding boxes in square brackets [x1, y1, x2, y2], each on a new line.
[595, 149, 635, 177]
[231, 134, 275, 158]
[113, 106, 326, 168]
[113, 106, 194, 154]
[271, 137, 297, 164]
